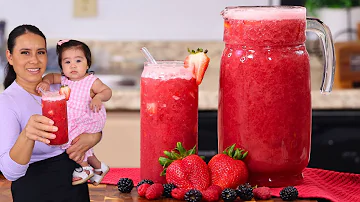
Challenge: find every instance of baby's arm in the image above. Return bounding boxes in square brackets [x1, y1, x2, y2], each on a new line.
[36, 73, 62, 93]
[91, 79, 112, 102]
[42, 73, 62, 85]
[90, 79, 112, 112]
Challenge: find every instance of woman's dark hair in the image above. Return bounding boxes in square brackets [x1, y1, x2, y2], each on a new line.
[3, 24, 46, 89]
[56, 40, 92, 72]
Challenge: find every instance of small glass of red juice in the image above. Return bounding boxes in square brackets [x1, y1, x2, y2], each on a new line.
[41, 92, 69, 146]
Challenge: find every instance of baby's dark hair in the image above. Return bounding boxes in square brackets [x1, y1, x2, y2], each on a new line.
[56, 39, 92, 71]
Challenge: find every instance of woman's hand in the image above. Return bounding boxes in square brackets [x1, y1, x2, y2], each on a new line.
[23, 114, 57, 144]
[66, 132, 102, 164]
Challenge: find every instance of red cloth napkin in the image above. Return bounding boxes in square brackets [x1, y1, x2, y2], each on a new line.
[101, 168, 141, 185]
[101, 167, 360, 202]
[271, 168, 360, 202]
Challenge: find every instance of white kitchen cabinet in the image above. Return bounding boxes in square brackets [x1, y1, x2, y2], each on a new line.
[93, 111, 141, 168]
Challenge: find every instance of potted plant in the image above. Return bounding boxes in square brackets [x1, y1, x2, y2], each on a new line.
[305, 0, 360, 41]
[306, 0, 360, 15]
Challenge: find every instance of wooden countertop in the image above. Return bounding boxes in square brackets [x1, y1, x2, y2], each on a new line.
[0, 175, 317, 202]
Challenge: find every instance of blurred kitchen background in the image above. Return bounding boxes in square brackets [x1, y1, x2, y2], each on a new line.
[1, 0, 360, 173]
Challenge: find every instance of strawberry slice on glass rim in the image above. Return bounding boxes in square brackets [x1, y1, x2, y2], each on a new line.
[184, 48, 210, 85]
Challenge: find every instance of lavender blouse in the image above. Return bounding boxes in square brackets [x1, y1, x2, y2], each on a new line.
[0, 82, 64, 181]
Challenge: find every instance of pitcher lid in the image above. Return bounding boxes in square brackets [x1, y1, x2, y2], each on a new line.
[221, 6, 306, 20]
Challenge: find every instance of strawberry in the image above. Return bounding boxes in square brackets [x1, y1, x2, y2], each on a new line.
[138, 183, 151, 197]
[253, 187, 271, 200]
[145, 183, 164, 200]
[208, 144, 249, 190]
[159, 142, 211, 191]
[202, 185, 223, 202]
[171, 188, 188, 200]
[184, 48, 210, 85]
[207, 185, 223, 193]
[59, 85, 71, 101]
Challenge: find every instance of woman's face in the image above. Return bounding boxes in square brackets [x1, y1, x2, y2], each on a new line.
[6, 32, 47, 85]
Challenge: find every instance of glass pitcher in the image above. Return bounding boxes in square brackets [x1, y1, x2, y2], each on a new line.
[218, 6, 335, 187]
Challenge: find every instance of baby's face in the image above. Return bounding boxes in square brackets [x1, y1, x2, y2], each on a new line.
[61, 48, 88, 81]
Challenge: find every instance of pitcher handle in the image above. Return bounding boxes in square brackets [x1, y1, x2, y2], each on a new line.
[306, 17, 336, 94]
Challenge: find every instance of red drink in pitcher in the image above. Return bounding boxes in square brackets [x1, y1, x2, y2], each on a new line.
[140, 61, 198, 183]
[42, 92, 69, 145]
[219, 6, 335, 187]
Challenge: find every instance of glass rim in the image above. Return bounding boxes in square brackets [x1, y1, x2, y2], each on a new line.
[144, 60, 184, 65]
[221, 6, 306, 20]
[224, 6, 305, 10]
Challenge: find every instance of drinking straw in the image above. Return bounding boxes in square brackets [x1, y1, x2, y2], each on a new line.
[140, 47, 157, 64]
[38, 87, 47, 96]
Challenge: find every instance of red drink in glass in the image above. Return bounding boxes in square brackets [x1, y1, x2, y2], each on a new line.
[140, 61, 198, 183]
[219, 6, 335, 187]
[42, 92, 69, 145]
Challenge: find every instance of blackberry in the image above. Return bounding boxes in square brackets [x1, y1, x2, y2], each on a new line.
[136, 179, 154, 188]
[117, 178, 134, 193]
[184, 189, 202, 202]
[280, 186, 298, 201]
[163, 183, 177, 198]
[236, 183, 254, 200]
[221, 188, 237, 202]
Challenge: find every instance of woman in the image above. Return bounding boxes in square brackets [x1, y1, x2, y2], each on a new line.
[0, 25, 102, 201]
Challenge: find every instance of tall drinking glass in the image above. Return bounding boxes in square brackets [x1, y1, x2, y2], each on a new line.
[140, 61, 198, 183]
[42, 92, 69, 145]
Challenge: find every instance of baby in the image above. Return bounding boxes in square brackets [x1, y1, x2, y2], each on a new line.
[37, 39, 111, 185]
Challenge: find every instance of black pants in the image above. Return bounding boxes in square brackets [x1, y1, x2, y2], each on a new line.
[11, 152, 90, 202]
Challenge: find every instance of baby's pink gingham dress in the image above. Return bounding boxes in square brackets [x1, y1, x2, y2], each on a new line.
[61, 74, 106, 161]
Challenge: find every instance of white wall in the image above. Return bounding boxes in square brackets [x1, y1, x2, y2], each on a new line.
[0, 0, 280, 41]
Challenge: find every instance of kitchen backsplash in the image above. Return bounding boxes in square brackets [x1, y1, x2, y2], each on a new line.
[1, 40, 323, 91]
[45, 40, 225, 74]
[45, 39, 322, 73]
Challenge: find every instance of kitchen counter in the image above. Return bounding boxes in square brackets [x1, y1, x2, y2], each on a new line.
[2, 87, 360, 110]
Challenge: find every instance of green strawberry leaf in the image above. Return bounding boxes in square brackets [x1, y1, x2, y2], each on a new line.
[176, 142, 187, 157]
[241, 151, 248, 159]
[164, 151, 172, 159]
[187, 145, 196, 155]
[159, 157, 169, 166]
[160, 168, 167, 176]
[172, 152, 181, 159]
[222, 144, 249, 160]
[233, 149, 241, 159]
[227, 144, 236, 157]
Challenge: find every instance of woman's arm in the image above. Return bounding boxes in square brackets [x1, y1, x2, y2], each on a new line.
[10, 115, 57, 164]
[66, 132, 102, 163]
[0, 100, 57, 181]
